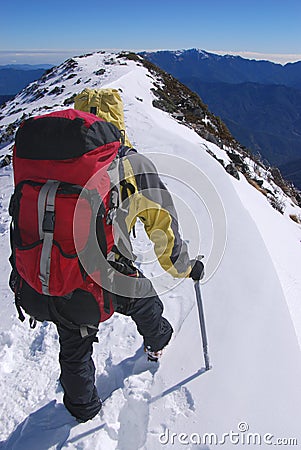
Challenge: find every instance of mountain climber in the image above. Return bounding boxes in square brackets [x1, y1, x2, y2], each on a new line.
[9, 88, 204, 422]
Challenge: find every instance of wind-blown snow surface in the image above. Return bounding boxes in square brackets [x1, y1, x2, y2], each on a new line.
[0, 52, 301, 449]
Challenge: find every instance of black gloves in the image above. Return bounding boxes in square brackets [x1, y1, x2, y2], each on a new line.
[189, 259, 205, 281]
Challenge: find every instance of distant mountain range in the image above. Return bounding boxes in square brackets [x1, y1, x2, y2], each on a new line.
[0, 65, 52, 98]
[0, 64, 53, 71]
[182, 80, 301, 165]
[1, 54, 301, 190]
[141, 49, 301, 189]
[141, 49, 301, 88]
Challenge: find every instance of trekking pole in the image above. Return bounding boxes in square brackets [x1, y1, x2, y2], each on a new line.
[194, 280, 211, 371]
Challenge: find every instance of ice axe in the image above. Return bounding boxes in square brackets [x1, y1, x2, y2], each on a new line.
[193, 257, 211, 371]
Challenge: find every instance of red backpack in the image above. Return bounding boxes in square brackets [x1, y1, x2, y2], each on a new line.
[9, 108, 122, 323]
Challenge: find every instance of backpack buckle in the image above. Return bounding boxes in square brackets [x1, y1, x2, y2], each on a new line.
[42, 210, 55, 233]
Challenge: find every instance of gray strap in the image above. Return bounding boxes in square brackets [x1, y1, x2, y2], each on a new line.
[80, 326, 88, 338]
[38, 181, 55, 239]
[39, 181, 60, 295]
[113, 217, 135, 260]
[80, 325, 98, 338]
[109, 157, 135, 259]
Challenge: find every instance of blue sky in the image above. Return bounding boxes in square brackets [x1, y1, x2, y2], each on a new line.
[1, 0, 301, 65]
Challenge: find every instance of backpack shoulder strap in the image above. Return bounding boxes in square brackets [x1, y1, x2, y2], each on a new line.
[118, 145, 137, 158]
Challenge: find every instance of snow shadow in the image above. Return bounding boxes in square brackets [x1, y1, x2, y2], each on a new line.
[150, 368, 208, 404]
[0, 400, 76, 450]
[97, 345, 158, 401]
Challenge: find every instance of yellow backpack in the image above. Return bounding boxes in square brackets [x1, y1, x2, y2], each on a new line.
[74, 88, 132, 147]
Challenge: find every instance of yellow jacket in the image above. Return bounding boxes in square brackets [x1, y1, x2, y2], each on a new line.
[116, 149, 191, 278]
[74, 88, 191, 278]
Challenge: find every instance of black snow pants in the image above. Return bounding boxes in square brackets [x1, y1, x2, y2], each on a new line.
[57, 274, 173, 422]
[57, 324, 102, 422]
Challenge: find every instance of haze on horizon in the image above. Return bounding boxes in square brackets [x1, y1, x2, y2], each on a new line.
[0, 48, 301, 67]
[1, 0, 301, 66]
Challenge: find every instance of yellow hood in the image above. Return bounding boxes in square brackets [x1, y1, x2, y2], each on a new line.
[74, 88, 132, 147]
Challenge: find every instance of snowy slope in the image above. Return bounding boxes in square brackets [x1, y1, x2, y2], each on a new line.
[0, 52, 301, 449]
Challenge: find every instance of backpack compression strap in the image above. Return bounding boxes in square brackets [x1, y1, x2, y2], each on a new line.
[38, 180, 60, 295]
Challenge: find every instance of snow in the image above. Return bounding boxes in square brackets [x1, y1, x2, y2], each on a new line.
[0, 52, 301, 449]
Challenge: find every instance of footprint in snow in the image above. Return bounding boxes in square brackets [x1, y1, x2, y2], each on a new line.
[96, 345, 158, 402]
[116, 371, 154, 450]
[164, 386, 195, 421]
